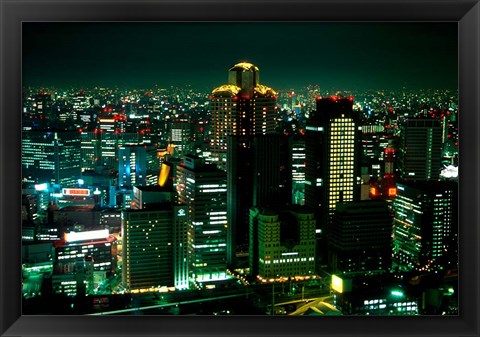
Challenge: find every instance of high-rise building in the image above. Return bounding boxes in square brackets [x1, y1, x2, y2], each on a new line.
[328, 200, 393, 274]
[118, 145, 159, 187]
[398, 118, 442, 182]
[304, 96, 362, 262]
[80, 131, 100, 171]
[121, 203, 189, 291]
[249, 207, 316, 281]
[176, 155, 228, 283]
[98, 117, 119, 167]
[22, 130, 81, 187]
[210, 62, 277, 168]
[392, 181, 458, 272]
[170, 119, 191, 158]
[291, 135, 306, 205]
[226, 134, 292, 265]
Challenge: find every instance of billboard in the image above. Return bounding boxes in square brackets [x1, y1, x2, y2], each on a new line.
[331, 275, 352, 293]
[62, 188, 91, 196]
[64, 229, 109, 243]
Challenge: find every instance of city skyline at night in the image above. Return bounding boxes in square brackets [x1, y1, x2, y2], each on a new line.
[21, 22, 459, 316]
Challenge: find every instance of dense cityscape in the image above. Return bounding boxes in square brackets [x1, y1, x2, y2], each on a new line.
[21, 64, 458, 315]
[21, 22, 458, 316]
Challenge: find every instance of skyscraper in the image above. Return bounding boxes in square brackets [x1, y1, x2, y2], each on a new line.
[170, 118, 191, 158]
[328, 200, 393, 274]
[210, 62, 277, 168]
[122, 202, 189, 291]
[291, 135, 306, 205]
[22, 130, 81, 187]
[392, 181, 458, 272]
[226, 134, 292, 266]
[398, 118, 442, 182]
[118, 145, 159, 187]
[304, 96, 362, 262]
[176, 155, 228, 283]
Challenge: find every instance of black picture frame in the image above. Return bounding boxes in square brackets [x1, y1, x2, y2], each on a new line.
[1, 0, 479, 336]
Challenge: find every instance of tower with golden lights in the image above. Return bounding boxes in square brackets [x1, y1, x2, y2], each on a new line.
[209, 62, 277, 169]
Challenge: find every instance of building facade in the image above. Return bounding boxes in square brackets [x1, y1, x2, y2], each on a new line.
[392, 181, 458, 272]
[398, 118, 442, 182]
[328, 200, 393, 273]
[22, 130, 81, 187]
[249, 207, 316, 281]
[304, 96, 362, 263]
[210, 62, 277, 168]
[176, 155, 228, 283]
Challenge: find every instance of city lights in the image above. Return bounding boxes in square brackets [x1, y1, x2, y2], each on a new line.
[20, 22, 458, 317]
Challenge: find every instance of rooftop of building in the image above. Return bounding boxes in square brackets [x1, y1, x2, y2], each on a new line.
[54, 235, 116, 248]
[134, 185, 173, 193]
[229, 62, 259, 72]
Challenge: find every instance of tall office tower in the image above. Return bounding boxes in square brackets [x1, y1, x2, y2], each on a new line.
[304, 96, 362, 261]
[22, 130, 81, 187]
[398, 118, 442, 182]
[226, 134, 292, 266]
[170, 118, 191, 158]
[249, 206, 316, 281]
[441, 112, 459, 160]
[392, 181, 458, 272]
[382, 144, 397, 198]
[210, 62, 277, 169]
[328, 200, 393, 274]
[34, 91, 53, 120]
[98, 117, 118, 167]
[130, 185, 188, 289]
[176, 155, 228, 283]
[80, 131, 100, 171]
[122, 202, 189, 291]
[291, 135, 306, 205]
[118, 145, 159, 187]
[69, 91, 90, 125]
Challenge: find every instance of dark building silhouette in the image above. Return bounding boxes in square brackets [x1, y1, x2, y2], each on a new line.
[398, 118, 442, 182]
[226, 134, 292, 266]
[328, 200, 393, 274]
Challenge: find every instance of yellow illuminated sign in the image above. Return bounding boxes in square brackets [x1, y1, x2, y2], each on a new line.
[158, 163, 171, 187]
[331, 275, 344, 293]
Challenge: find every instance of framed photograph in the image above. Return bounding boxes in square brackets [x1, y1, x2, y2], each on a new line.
[1, 0, 479, 336]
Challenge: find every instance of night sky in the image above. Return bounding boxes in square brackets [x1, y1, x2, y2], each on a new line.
[23, 22, 458, 91]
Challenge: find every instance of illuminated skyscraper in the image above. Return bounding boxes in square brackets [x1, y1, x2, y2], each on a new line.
[170, 118, 191, 158]
[176, 155, 228, 283]
[398, 118, 442, 182]
[118, 145, 159, 187]
[210, 62, 277, 168]
[291, 135, 306, 205]
[122, 202, 189, 291]
[22, 130, 81, 187]
[80, 131, 100, 171]
[98, 117, 119, 167]
[392, 181, 458, 272]
[304, 96, 362, 262]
